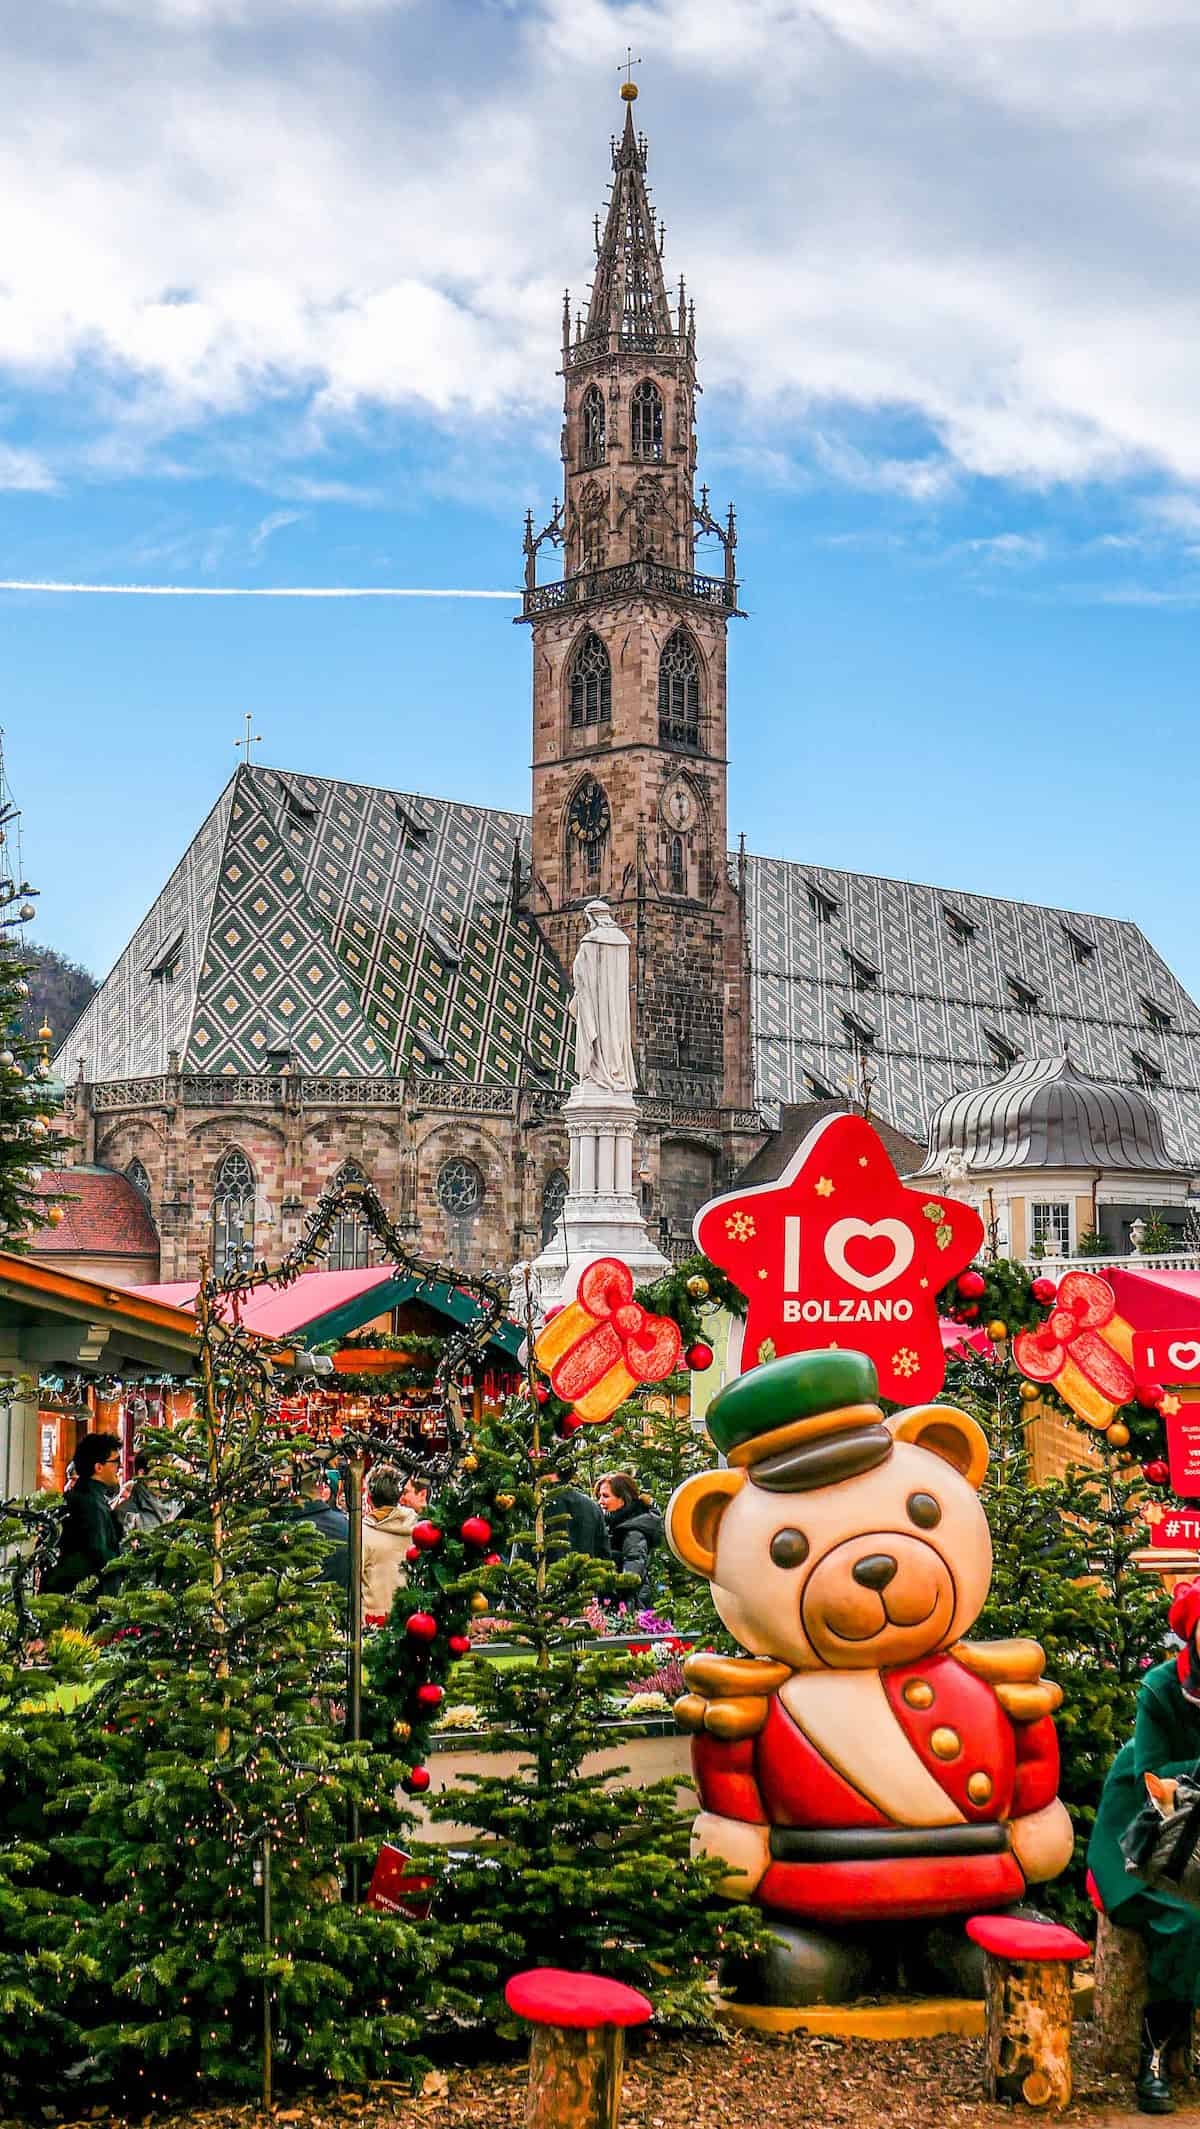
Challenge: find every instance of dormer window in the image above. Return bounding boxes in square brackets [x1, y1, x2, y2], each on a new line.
[1132, 1048, 1164, 1089]
[146, 931, 184, 982]
[845, 949, 877, 992]
[944, 906, 976, 945]
[841, 1009, 876, 1048]
[393, 798, 431, 843]
[984, 1026, 1020, 1068]
[1142, 995, 1174, 1034]
[425, 924, 461, 971]
[1007, 975, 1038, 1013]
[1064, 924, 1095, 966]
[806, 1073, 838, 1099]
[806, 882, 839, 925]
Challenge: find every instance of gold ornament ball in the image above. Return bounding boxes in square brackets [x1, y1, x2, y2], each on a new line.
[392, 1720, 412, 1743]
[469, 1592, 489, 1615]
[461, 1453, 479, 1473]
[495, 1492, 515, 1510]
[1108, 1421, 1131, 1448]
[1019, 1381, 1041, 1404]
[987, 1319, 1008, 1342]
[686, 1274, 709, 1300]
[620, 78, 639, 101]
[46, 1205, 66, 1227]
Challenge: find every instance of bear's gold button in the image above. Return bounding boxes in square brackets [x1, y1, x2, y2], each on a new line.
[903, 1680, 934, 1709]
[930, 1726, 961, 1761]
[967, 1771, 994, 1804]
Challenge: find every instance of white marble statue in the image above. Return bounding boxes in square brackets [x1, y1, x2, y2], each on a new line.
[570, 899, 636, 1096]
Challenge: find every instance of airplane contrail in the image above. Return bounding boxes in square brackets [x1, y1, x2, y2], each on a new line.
[0, 580, 521, 598]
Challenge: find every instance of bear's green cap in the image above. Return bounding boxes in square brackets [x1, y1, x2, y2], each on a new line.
[707, 1349, 881, 1464]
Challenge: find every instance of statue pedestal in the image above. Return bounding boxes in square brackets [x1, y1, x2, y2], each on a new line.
[531, 1081, 669, 1307]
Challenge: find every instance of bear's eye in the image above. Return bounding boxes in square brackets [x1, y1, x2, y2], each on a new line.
[907, 1492, 942, 1529]
[770, 1528, 810, 1569]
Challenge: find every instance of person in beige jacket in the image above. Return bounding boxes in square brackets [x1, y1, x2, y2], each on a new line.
[362, 1468, 425, 1624]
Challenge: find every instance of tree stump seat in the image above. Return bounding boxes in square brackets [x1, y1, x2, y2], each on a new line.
[966, 1914, 1090, 2112]
[504, 1967, 654, 2128]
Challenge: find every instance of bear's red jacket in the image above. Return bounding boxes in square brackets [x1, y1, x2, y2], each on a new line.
[692, 1650, 1060, 1924]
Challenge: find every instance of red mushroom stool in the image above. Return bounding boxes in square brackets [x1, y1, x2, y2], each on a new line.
[504, 1967, 653, 2128]
[966, 1915, 1091, 2111]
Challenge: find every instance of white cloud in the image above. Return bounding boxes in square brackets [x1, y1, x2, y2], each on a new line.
[6, 0, 1200, 496]
[0, 444, 57, 492]
[250, 508, 304, 551]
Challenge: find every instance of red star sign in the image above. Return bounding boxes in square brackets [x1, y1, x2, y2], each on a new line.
[695, 1111, 984, 1402]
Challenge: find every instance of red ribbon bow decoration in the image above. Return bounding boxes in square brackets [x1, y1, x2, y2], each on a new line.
[1012, 1271, 1135, 1430]
[534, 1257, 683, 1423]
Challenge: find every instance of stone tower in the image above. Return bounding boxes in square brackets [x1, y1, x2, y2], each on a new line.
[521, 82, 752, 1113]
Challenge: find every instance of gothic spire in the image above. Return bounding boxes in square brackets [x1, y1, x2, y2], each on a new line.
[584, 88, 673, 350]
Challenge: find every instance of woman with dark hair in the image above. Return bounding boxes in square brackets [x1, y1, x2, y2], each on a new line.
[1088, 1577, 1200, 2114]
[42, 1433, 124, 1596]
[595, 1472, 662, 1608]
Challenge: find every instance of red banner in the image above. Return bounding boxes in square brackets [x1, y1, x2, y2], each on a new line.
[1148, 1509, 1200, 1551]
[1133, 1331, 1200, 1386]
[1165, 1404, 1200, 1499]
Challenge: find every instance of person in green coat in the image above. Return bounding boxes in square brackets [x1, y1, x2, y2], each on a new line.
[1088, 1576, 1200, 2115]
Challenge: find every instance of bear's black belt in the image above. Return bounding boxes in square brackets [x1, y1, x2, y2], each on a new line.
[768, 1823, 1011, 1862]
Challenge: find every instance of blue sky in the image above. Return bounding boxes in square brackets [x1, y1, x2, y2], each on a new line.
[8, 0, 1200, 1004]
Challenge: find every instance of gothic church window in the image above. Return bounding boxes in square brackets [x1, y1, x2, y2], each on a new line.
[581, 385, 606, 467]
[631, 379, 664, 461]
[569, 632, 612, 727]
[327, 1160, 373, 1271]
[437, 1157, 484, 1217]
[668, 835, 685, 895]
[125, 1157, 151, 1202]
[211, 1148, 255, 1274]
[541, 1168, 568, 1248]
[658, 628, 701, 749]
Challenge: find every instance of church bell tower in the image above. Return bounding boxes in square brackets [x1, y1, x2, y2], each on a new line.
[521, 80, 752, 1113]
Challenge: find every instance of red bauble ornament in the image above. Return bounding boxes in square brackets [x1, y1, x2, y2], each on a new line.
[960, 1305, 979, 1320]
[1143, 1459, 1171, 1486]
[483, 1551, 502, 1567]
[558, 1411, 584, 1436]
[461, 1516, 493, 1546]
[685, 1341, 714, 1371]
[1030, 1277, 1058, 1305]
[405, 1612, 438, 1642]
[404, 1766, 431, 1794]
[415, 1682, 445, 1709]
[956, 1271, 987, 1300]
[447, 1634, 472, 1656]
[1135, 1382, 1165, 1409]
[533, 1380, 550, 1404]
[406, 1545, 421, 1563]
[412, 1520, 442, 1548]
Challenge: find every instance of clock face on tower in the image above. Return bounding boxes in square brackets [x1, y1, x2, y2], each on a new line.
[567, 782, 611, 845]
[661, 781, 696, 832]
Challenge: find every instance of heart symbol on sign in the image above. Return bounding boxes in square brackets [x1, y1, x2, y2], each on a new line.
[825, 1218, 915, 1294]
[1169, 1342, 1200, 1373]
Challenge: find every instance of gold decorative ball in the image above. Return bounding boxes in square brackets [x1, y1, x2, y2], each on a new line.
[461, 1454, 479, 1473]
[987, 1320, 1008, 1342]
[620, 79, 639, 102]
[1019, 1381, 1040, 1404]
[1108, 1421, 1131, 1449]
[47, 1205, 66, 1227]
[686, 1274, 709, 1300]
[495, 1492, 515, 1511]
[392, 1720, 412, 1743]
[469, 1592, 488, 1615]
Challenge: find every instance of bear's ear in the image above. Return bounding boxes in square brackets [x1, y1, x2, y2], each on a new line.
[889, 1403, 989, 1491]
[666, 1469, 744, 1580]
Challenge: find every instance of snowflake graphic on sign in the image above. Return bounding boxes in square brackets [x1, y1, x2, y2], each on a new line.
[695, 1111, 985, 1402]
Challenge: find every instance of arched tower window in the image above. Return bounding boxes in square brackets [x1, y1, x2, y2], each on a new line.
[581, 384, 605, 468]
[327, 1160, 373, 1271]
[669, 835, 685, 895]
[541, 1168, 568, 1248]
[125, 1157, 151, 1202]
[211, 1148, 255, 1275]
[631, 379, 664, 462]
[658, 629, 702, 749]
[568, 632, 611, 728]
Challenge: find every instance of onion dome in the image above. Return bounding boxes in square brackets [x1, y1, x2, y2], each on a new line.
[917, 1053, 1188, 1176]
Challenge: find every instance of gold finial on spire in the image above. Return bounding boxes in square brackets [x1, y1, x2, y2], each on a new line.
[619, 46, 641, 100]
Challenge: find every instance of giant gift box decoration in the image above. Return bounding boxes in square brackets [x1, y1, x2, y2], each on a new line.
[666, 1348, 1072, 2001]
[534, 1256, 683, 1423]
[1012, 1271, 1136, 1432]
[694, 1111, 984, 1402]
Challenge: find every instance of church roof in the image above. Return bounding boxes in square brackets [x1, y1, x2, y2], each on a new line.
[915, 1054, 1188, 1176]
[743, 856, 1200, 1168]
[55, 770, 1200, 1171]
[27, 1165, 160, 1258]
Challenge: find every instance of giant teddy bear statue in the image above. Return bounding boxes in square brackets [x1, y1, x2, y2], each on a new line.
[667, 1348, 1074, 2003]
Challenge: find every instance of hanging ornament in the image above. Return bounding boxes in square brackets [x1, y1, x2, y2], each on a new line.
[483, 1552, 502, 1567]
[957, 1270, 987, 1300]
[461, 1516, 492, 1546]
[1019, 1380, 1041, 1403]
[0, 1051, 13, 1070]
[405, 1612, 438, 1641]
[405, 1545, 421, 1564]
[558, 1412, 583, 1437]
[960, 1305, 979, 1320]
[1143, 1459, 1171, 1486]
[412, 1520, 443, 1549]
[685, 1341, 714, 1370]
[1030, 1277, 1058, 1305]
[1135, 1382, 1165, 1409]
[46, 1205, 66, 1228]
[415, 1682, 444, 1710]
[392, 1720, 412, 1743]
[986, 1319, 1008, 1342]
[686, 1273, 710, 1300]
[469, 1592, 489, 1615]
[404, 1767, 431, 1794]
[533, 1381, 550, 1405]
[1108, 1421, 1131, 1449]
[494, 1492, 516, 1511]
[447, 1634, 472, 1656]
[462, 1453, 479, 1473]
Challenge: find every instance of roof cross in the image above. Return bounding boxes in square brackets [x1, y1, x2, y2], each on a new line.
[619, 47, 641, 96]
[236, 712, 262, 764]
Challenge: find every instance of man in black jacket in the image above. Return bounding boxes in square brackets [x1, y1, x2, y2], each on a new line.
[43, 1433, 124, 1596]
[544, 1472, 612, 1562]
[293, 1469, 350, 1594]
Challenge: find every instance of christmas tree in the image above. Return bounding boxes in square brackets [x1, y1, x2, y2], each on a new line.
[368, 1378, 763, 2024]
[58, 1296, 500, 2103]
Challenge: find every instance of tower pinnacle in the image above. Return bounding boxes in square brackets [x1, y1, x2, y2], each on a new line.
[583, 88, 672, 352]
